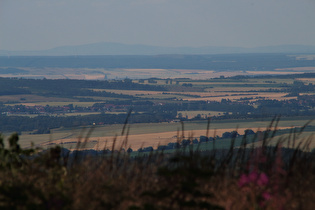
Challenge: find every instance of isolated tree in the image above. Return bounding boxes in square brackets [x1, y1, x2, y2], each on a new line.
[244, 129, 255, 135]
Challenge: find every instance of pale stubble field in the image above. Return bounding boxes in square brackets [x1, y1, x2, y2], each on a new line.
[17, 117, 315, 150]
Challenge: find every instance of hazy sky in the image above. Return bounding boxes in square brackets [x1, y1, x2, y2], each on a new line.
[1, 0, 315, 51]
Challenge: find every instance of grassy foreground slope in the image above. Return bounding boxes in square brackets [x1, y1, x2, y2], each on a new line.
[0, 127, 314, 209]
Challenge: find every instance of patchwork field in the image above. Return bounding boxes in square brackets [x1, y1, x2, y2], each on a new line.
[1, 64, 315, 152]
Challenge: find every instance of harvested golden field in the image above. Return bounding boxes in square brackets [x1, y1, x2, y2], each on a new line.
[206, 87, 279, 92]
[245, 71, 301, 75]
[189, 81, 262, 86]
[94, 89, 192, 99]
[58, 74, 106, 80]
[121, 68, 174, 79]
[171, 70, 248, 79]
[18, 116, 315, 150]
[41, 126, 293, 151]
[300, 93, 315, 96]
[94, 89, 250, 100]
[120, 69, 252, 80]
[172, 69, 215, 74]
[185, 92, 292, 102]
[16, 132, 74, 148]
[2, 66, 314, 81]
[176, 91, 228, 97]
[0, 74, 66, 79]
[296, 78, 315, 82]
[275, 67, 315, 71]
[124, 68, 168, 72]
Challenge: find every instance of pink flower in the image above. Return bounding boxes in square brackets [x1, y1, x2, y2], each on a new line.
[257, 173, 269, 186]
[238, 171, 269, 188]
[262, 191, 272, 201]
[238, 174, 250, 187]
[249, 171, 259, 182]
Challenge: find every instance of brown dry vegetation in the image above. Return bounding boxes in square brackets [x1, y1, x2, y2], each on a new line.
[1, 128, 315, 209]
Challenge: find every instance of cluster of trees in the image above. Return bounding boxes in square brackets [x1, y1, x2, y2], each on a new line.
[286, 80, 315, 96]
[135, 129, 257, 153]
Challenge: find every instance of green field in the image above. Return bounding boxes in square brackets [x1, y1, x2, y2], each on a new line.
[5, 101, 96, 107]
[177, 111, 223, 119]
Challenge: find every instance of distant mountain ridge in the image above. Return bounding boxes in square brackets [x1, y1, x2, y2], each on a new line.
[1, 42, 315, 56]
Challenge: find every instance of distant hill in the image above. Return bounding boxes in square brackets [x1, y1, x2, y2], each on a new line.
[1, 43, 315, 56]
[1, 54, 315, 71]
